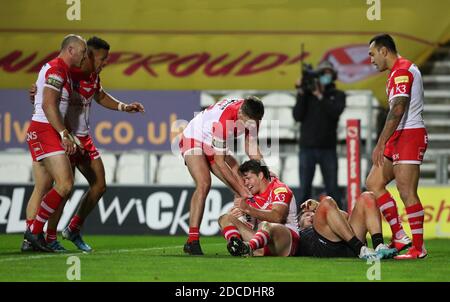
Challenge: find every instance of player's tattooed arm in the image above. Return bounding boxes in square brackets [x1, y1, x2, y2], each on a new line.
[372, 96, 410, 166]
[95, 90, 145, 113]
[379, 96, 409, 143]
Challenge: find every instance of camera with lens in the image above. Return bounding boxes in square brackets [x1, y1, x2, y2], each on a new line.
[300, 63, 320, 92]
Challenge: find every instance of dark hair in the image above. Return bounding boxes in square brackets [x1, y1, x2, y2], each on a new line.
[241, 96, 264, 120]
[369, 34, 397, 53]
[87, 36, 110, 51]
[239, 159, 270, 180]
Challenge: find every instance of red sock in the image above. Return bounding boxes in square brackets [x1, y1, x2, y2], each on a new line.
[376, 192, 405, 240]
[249, 230, 270, 250]
[26, 219, 34, 229]
[222, 226, 242, 241]
[405, 203, 424, 250]
[68, 215, 84, 232]
[188, 227, 199, 243]
[30, 189, 63, 234]
[46, 228, 57, 243]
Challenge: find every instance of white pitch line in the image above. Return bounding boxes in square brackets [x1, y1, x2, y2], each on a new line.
[0, 243, 224, 263]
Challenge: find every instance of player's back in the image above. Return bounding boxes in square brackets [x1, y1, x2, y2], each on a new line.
[32, 57, 72, 123]
[182, 98, 243, 146]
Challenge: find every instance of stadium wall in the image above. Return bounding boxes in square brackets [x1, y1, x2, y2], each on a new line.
[0, 90, 199, 151]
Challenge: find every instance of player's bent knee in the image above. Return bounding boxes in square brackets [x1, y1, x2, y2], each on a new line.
[55, 181, 73, 198]
[320, 197, 337, 209]
[259, 221, 272, 232]
[195, 181, 211, 196]
[93, 182, 106, 196]
[359, 191, 376, 206]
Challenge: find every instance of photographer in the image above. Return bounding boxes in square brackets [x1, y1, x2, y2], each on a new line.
[292, 60, 346, 208]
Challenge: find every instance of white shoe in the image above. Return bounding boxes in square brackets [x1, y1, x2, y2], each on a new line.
[375, 243, 398, 259]
[359, 246, 380, 260]
[389, 235, 412, 252]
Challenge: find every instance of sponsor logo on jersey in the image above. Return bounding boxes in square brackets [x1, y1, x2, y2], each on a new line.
[46, 73, 64, 89]
[273, 187, 287, 195]
[394, 75, 409, 84]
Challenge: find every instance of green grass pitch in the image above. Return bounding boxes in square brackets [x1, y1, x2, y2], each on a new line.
[0, 235, 449, 282]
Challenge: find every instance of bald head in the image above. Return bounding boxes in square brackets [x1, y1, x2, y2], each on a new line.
[61, 34, 85, 50]
[59, 34, 87, 68]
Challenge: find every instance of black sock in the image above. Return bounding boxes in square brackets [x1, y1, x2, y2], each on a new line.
[347, 236, 364, 255]
[371, 233, 384, 249]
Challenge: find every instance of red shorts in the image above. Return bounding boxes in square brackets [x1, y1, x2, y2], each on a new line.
[263, 228, 300, 256]
[179, 134, 216, 165]
[26, 120, 65, 162]
[70, 135, 100, 164]
[384, 128, 428, 165]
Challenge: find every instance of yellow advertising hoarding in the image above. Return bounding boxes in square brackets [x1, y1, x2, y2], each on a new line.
[1, 0, 449, 105]
[382, 187, 450, 239]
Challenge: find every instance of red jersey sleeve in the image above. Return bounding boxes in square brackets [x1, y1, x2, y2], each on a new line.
[388, 69, 413, 102]
[44, 66, 68, 92]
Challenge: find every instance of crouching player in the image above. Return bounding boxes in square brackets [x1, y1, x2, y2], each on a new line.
[295, 192, 397, 259]
[218, 159, 299, 257]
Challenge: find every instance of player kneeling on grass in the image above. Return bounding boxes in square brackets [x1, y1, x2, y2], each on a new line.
[295, 192, 397, 259]
[218, 159, 300, 257]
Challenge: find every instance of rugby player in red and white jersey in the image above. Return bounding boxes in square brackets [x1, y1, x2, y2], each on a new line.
[22, 36, 145, 253]
[218, 160, 300, 257]
[179, 97, 265, 255]
[24, 35, 87, 252]
[367, 34, 428, 259]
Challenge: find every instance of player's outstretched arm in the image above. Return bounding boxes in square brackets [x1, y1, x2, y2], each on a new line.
[244, 126, 263, 161]
[95, 90, 145, 113]
[214, 153, 251, 198]
[372, 95, 409, 166]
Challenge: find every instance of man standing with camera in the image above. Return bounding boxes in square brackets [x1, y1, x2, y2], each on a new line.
[293, 61, 346, 208]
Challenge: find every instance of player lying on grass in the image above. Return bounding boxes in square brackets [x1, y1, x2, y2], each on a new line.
[219, 160, 396, 259]
[294, 192, 397, 259]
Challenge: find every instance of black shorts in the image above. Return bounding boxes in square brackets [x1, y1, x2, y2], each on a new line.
[296, 227, 357, 258]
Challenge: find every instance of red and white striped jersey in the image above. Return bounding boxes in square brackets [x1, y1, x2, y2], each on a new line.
[182, 98, 246, 151]
[248, 178, 299, 234]
[66, 67, 102, 136]
[32, 58, 72, 123]
[386, 57, 425, 130]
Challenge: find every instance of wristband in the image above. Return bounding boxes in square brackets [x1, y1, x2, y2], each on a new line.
[118, 102, 126, 111]
[59, 129, 68, 140]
